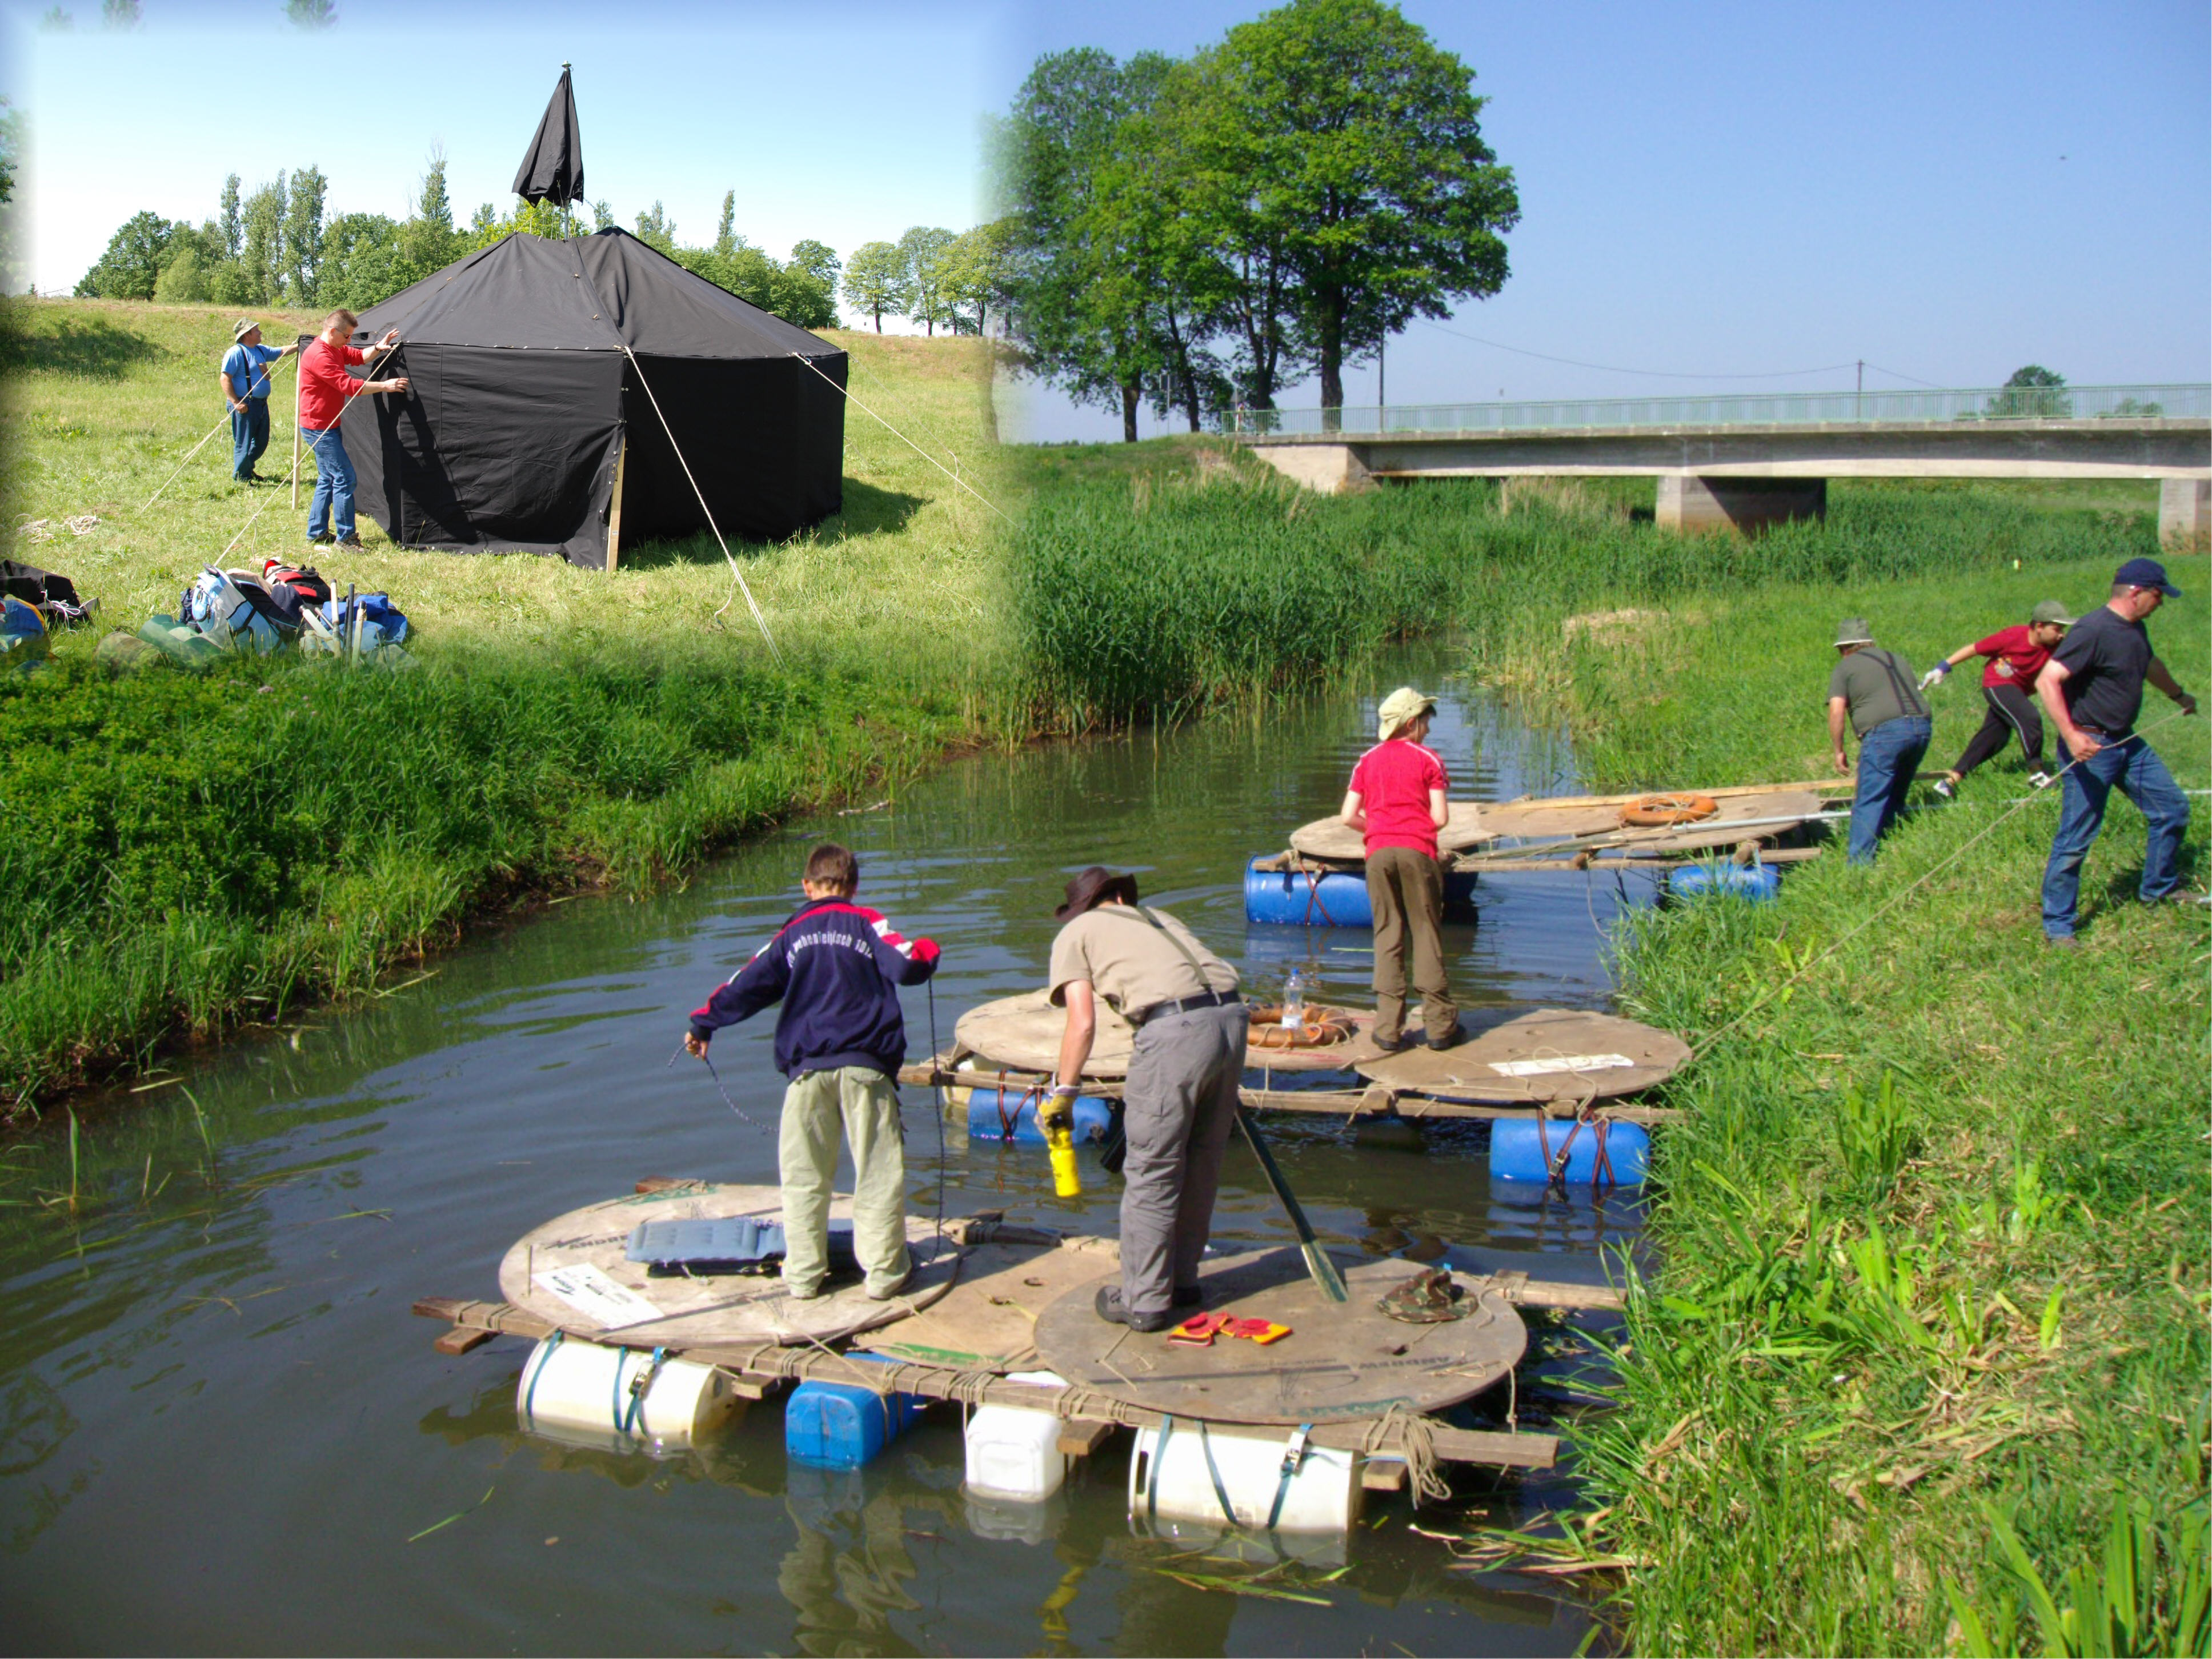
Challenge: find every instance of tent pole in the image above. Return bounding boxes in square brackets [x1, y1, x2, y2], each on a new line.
[291, 347, 303, 511]
[604, 438, 627, 574]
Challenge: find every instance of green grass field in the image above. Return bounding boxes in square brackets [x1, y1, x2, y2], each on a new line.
[1537, 559, 2210, 1654]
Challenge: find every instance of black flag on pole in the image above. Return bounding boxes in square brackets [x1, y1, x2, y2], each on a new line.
[512, 64, 584, 205]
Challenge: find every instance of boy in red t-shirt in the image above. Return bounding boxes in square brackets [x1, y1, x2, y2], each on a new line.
[1919, 600, 2074, 795]
[1340, 686, 1460, 1049]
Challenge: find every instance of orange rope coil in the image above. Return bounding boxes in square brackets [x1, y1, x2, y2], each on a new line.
[1620, 793, 1719, 827]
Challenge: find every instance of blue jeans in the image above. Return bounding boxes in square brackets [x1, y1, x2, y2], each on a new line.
[304, 426, 355, 543]
[1849, 716, 1932, 864]
[230, 399, 271, 479]
[2041, 732, 2191, 937]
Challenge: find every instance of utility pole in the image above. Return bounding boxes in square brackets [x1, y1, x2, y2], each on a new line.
[1856, 359, 1864, 421]
[1378, 332, 1386, 428]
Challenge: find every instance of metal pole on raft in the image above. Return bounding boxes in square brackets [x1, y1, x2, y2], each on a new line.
[1234, 1108, 1349, 1303]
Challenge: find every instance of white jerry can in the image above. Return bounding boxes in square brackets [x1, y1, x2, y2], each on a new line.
[515, 1334, 738, 1447]
[964, 1404, 1072, 1500]
[1128, 1418, 1363, 1534]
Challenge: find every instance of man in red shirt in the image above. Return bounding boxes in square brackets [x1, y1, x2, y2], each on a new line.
[1340, 686, 1459, 1050]
[1919, 599, 2074, 796]
[296, 308, 408, 550]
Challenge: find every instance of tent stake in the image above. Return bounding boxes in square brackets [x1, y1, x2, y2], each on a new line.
[604, 438, 627, 573]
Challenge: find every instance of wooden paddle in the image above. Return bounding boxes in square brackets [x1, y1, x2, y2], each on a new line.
[1234, 1108, 1349, 1303]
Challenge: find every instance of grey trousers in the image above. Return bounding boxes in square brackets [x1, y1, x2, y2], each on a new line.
[1119, 1002, 1247, 1317]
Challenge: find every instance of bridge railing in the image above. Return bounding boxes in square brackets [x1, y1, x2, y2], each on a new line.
[1225, 384, 2211, 439]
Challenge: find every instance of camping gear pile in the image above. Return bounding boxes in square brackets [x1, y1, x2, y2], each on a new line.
[112, 559, 411, 672]
[2, 559, 99, 674]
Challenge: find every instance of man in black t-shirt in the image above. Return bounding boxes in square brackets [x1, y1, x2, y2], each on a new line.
[2035, 557, 2199, 943]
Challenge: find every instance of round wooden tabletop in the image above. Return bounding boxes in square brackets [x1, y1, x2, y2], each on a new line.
[1355, 1007, 1690, 1104]
[953, 989, 1391, 1079]
[1032, 1247, 1526, 1425]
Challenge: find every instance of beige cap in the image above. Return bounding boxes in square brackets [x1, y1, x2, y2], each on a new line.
[1834, 618, 1874, 647]
[1377, 686, 1437, 740]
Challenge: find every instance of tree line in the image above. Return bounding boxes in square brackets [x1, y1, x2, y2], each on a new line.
[993, 0, 1520, 440]
[70, 155, 860, 331]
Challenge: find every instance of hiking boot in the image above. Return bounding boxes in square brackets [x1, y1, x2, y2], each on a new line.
[1424, 1021, 1466, 1050]
[306, 533, 334, 547]
[334, 535, 366, 551]
[1171, 1284, 1204, 1309]
[1372, 1029, 1414, 1053]
[1095, 1285, 1173, 1333]
[1932, 776, 1956, 801]
[2043, 933, 2079, 951]
[865, 1268, 914, 1303]
[2027, 770, 2055, 790]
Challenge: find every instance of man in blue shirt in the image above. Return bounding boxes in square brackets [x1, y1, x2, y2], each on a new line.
[219, 319, 299, 484]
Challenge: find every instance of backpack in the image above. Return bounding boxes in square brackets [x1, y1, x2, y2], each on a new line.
[179, 566, 292, 654]
[261, 559, 332, 607]
[1, 595, 50, 670]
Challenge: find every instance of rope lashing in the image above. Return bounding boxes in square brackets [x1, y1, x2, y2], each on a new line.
[788, 351, 1013, 524]
[616, 343, 782, 662]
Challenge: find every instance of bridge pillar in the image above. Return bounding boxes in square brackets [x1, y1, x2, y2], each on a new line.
[1656, 475, 1827, 534]
[1249, 443, 1372, 494]
[2159, 478, 2209, 551]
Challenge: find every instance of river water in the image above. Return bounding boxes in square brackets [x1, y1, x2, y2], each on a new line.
[0, 646, 1652, 1656]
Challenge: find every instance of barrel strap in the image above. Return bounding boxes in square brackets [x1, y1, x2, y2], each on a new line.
[520, 1328, 566, 1425]
[1196, 1421, 1239, 1525]
[618, 1346, 670, 1436]
[1266, 1424, 1313, 1530]
[1147, 1415, 1175, 1521]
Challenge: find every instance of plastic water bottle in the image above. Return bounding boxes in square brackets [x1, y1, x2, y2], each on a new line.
[1043, 1093, 1081, 1198]
[1282, 968, 1305, 1028]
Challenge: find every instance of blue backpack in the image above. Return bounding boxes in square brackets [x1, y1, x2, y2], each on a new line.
[179, 567, 291, 655]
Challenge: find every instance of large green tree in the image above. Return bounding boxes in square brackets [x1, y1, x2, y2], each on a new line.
[283, 164, 327, 301]
[997, 48, 1181, 440]
[1177, 0, 1517, 413]
[841, 240, 909, 332]
[73, 209, 174, 298]
[898, 225, 959, 336]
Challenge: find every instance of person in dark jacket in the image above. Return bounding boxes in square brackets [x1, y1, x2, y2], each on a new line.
[686, 843, 940, 1300]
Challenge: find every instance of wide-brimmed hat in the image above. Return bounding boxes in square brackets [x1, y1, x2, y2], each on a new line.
[232, 318, 260, 341]
[1055, 866, 1140, 921]
[1377, 686, 1437, 740]
[1834, 618, 1874, 647]
[2030, 600, 2076, 627]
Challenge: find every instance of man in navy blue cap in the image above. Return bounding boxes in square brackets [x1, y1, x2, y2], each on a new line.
[2034, 556, 2199, 944]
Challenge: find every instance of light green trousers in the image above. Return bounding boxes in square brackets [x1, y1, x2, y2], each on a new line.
[779, 1065, 909, 1297]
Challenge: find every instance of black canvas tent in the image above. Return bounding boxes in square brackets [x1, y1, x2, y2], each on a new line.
[344, 228, 847, 569]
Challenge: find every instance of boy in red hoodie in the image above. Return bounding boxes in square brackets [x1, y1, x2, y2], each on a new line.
[1340, 686, 1460, 1050]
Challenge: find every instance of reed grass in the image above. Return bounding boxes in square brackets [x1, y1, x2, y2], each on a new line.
[1539, 557, 2209, 1653]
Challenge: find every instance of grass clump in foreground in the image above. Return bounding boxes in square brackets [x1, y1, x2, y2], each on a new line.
[1534, 556, 2209, 1654]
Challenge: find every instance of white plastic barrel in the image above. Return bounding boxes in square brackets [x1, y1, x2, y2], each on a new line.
[515, 1335, 738, 1446]
[1128, 1420, 1363, 1533]
[965, 1405, 1071, 1500]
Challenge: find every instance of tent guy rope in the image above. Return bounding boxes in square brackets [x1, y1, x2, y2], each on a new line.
[619, 343, 784, 663]
[790, 351, 1013, 524]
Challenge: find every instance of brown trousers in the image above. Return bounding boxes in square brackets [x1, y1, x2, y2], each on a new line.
[1366, 845, 1457, 1043]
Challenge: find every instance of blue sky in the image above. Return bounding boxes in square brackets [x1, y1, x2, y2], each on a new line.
[9, 0, 2209, 442]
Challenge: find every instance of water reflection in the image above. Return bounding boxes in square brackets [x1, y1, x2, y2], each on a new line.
[0, 645, 1634, 1655]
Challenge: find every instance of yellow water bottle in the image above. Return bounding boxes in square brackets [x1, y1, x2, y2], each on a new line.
[1043, 1087, 1083, 1199]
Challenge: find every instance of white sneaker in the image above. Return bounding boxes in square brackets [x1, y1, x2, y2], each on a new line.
[2027, 771, 2054, 790]
[1932, 778, 1955, 800]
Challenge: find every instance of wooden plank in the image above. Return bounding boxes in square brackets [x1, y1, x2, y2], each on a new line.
[604, 437, 627, 573]
[1363, 1460, 1409, 1493]
[432, 1325, 496, 1355]
[1056, 1419, 1117, 1457]
[408, 1296, 1556, 1468]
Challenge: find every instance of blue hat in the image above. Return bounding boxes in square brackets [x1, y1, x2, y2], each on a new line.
[2114, 557, 2182, 598]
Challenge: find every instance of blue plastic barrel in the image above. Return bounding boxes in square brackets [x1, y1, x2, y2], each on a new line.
[785, 1355, 927, 1469]
[1244, 857, 1478, 927]
[963, 1089, 1113, 1144]
[1668, 861, 1781, 903]
[1489, 1117, 1649, 1187]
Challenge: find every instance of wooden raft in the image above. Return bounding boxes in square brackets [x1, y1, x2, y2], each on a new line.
[953, 989, 1390, 1079]
[417, 1199, 1612, 1471]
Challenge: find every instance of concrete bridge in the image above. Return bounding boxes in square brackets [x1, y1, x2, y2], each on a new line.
[1232, 383, 2211, 547]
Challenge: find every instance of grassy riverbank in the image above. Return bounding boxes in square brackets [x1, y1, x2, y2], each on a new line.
[1, 298, 1024, 1116]
[1541, 559, 2210, 1653]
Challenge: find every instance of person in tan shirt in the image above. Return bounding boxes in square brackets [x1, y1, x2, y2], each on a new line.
[1047, 867, 1244, 1333]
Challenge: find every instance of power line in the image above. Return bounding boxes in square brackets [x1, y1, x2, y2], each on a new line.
[1411, 317, 1902, 384]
